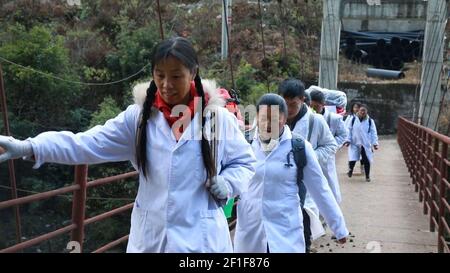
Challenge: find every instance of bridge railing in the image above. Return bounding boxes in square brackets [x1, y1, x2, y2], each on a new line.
[0, 165, 237, 253]
[397, 117, 450, 253]
[0, 165, 138, 253]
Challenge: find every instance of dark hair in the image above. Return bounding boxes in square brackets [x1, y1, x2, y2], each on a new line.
[351, 101, 362, 108]
[350, 101, 362, 114]
[309, 90, 325, 104]
[136, 37, 215, 180]
[304, 93, 311, 106]
[359, 104, 369, 111]
[278, 78, 306, 99]
[256, 93, 288, 117]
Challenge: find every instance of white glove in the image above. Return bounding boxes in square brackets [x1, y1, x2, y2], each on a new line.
[208, 176, 229, 200]
[0, 135, 33, 163]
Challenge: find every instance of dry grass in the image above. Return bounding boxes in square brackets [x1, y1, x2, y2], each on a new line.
[338, 56, 422, 84]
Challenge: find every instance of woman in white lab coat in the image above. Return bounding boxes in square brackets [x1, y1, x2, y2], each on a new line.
[0, 37, 256, 253]
[345, 101, 365, 174]
[234, 94, 348, 253]
[344, 104, 379, 182]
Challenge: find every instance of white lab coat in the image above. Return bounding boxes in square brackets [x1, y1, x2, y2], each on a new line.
[27, 80, 256, 253]
[234, 126, 349, 253]
[345, 115, 379, 163]
[344, 114, 360, 162]
[291, 107, 338, 165]
[291, 106, 338, 238]
[322, 109, 348, 203]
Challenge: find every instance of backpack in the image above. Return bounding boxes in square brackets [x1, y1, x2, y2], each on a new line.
[251, 134, 308, 207]
[351, 116, 372, 133]
[290, 134, 308, 208]
[286, 113, 312, 207]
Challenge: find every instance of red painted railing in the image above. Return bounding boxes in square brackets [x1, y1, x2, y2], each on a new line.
[0, 165, 237, 253]
[0, 166, 138, 253]
[397, 117, 450, 253]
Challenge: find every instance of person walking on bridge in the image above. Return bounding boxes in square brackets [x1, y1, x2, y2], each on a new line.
[278, 79, 339, 252]
[344, 104, 379, 182]
[0, 37, 256, 253]
[309, 89, 348, 203]
[345, 101, 365, 175]
[234, 94, 348, 253]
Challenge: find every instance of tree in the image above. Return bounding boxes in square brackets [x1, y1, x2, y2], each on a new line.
[88, 96, 122, 128]
[106, 25, 159, 81]
[0, 24, 84, 251]
[0, 24, 82, 133]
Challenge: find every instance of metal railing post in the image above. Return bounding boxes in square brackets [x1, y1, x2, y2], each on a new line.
[70, 165, 88, 252]
[424, 132, 432, 215]
[430, 138, 439, 232]
[438, 143, 448, 253]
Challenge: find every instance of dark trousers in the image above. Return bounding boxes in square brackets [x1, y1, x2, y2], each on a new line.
[349, 147, 371, 178]
[302, 208, 311, 253]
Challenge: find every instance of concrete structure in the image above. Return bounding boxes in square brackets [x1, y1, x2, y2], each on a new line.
[221, 0, 233, 60]
[418, 0, 448, 130]
[304, 81, 418, 135]
[319, 0, 429, 91]
[318, 0, 449, 131]
[338, 82, 419, 135]
[341, 0, 427, 32]
[319, 0, 342, 90]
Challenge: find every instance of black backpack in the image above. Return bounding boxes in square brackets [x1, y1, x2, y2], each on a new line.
[248, 134, 308, 207]
[290, 134, 307, 208]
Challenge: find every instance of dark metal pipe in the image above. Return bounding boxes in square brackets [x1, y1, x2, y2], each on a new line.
[391, 36, 401, 47]
[391, 57, 404, 70]
[366, 68, 405, 79]
[381, 58, 392, 69]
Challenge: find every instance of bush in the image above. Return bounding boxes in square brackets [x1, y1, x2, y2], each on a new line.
[0, 24, 81, 131]
[89, 96, 122, 128]
[106, 25, 159, 83]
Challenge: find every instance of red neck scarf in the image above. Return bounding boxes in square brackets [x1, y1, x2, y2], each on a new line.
[153, 82, 203, 140]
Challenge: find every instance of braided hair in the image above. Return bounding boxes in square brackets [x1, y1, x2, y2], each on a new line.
[136, 37, 216, 179]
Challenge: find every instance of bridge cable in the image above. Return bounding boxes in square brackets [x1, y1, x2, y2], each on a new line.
[0, 56, 151, 86]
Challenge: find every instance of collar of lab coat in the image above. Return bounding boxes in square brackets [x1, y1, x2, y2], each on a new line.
[253, 125, 292, 154]
[280, 125, 293, 142]
[355, 115, 371, 123]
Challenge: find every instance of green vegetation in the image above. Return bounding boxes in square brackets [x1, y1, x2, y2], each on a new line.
[0, 0, 323, 252]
